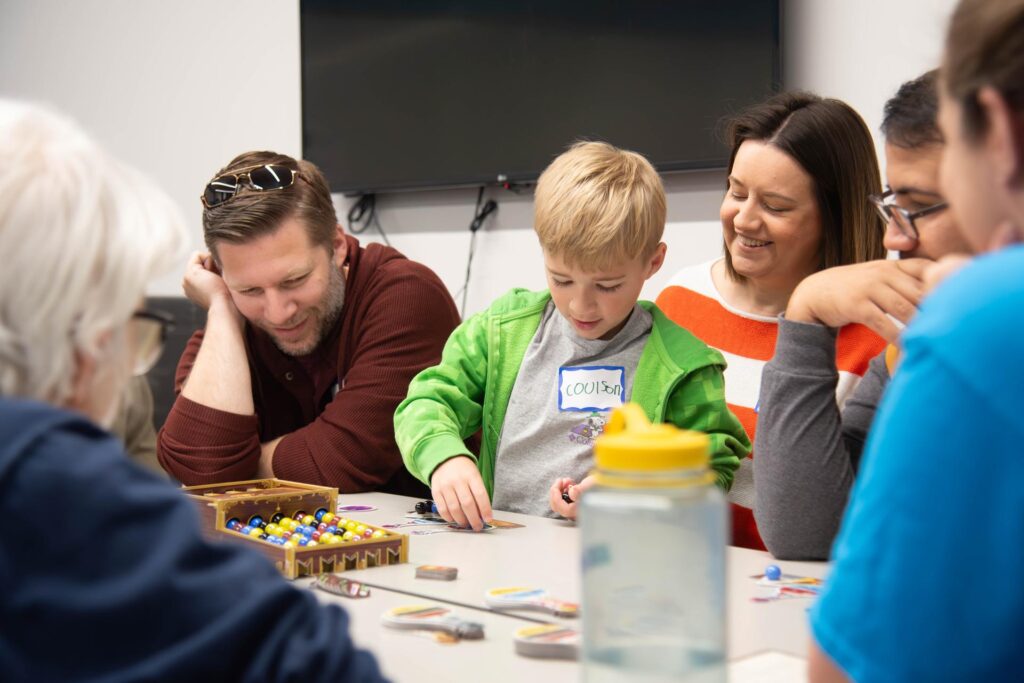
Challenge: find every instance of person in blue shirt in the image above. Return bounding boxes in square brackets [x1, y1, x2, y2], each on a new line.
[809, 0, 1024, 680]
[0, 100, 387, 682]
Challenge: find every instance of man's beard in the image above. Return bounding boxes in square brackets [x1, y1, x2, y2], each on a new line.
[269, 264, 346, 357]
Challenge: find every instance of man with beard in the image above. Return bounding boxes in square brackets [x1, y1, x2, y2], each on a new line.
[157, 151, 459, 496]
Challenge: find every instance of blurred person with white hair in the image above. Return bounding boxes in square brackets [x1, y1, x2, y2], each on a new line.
[0, 100, 387, 682]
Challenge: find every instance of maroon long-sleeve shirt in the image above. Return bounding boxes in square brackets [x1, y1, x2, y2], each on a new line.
[157, 235, 459, 496]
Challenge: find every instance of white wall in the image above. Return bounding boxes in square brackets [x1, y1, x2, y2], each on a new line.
[0, 0, 302, 296]
[784, 0, 957, 166]
[1, 0, 957, 314]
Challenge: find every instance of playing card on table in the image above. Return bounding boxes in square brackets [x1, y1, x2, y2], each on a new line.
[416, 565, 459, 580]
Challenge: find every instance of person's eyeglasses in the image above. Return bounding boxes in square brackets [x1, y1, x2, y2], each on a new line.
[868, 188, 948, 241]
[200, 164, 297, 209]
[128, 309, 174, 377]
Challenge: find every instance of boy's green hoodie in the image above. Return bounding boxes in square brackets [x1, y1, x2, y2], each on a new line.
[395, 289, 750, 496]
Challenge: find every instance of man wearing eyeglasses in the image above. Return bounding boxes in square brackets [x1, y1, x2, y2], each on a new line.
[752, 71, 975, 560]
[156, 151, 460, 496]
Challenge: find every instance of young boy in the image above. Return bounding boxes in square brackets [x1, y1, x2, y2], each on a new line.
[394, 141, 750, 529]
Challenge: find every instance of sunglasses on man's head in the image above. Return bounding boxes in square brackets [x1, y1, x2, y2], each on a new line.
[201, 164, 297, 208]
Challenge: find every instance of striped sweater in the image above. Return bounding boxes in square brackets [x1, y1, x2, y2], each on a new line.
[656, 260, 885, 550]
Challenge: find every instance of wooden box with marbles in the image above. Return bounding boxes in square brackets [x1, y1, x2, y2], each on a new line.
[183, 478, 407, 580]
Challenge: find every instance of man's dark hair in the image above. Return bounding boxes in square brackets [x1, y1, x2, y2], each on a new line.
[881, 70, 943, 149]
[201, 151, 338, 262]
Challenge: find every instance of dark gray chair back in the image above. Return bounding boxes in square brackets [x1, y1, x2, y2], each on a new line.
[146, 296, 206, 429]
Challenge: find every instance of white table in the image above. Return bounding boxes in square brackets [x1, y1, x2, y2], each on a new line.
[304, 493, 826, 682]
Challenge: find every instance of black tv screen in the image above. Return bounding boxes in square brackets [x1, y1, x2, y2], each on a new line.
[301, 1, 781, 195]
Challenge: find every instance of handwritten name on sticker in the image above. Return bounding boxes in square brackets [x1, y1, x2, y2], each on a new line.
[558, 366, 626, 412]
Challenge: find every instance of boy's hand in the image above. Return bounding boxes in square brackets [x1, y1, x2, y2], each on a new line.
[430, 456, 492, 531]
[786, 259, 930, 343]
[548, 475, 597, 521]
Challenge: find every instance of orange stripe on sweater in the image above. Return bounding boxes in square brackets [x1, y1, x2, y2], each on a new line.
[656, 286, 778, 361]
[837, 323, 886, 375]
[729, 404, 758, 445]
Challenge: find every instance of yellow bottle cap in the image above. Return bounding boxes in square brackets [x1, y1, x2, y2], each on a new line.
[594, 404, 709, 472]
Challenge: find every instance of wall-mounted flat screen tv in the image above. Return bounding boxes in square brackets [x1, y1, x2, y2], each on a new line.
[301, 1, 781, 194]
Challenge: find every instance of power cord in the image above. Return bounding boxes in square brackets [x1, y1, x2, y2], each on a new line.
[346, 194, 391, 247]
[455, 186, 498, 319]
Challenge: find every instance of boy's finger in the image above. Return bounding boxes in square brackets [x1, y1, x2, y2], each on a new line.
[442, 485, 468, 528]
[469, 478, 493, 522]
[552, 496, 576, 520]
[435, 488, 459, 525]
[549, 485, 562, 510]
[454, 482, 484, 530]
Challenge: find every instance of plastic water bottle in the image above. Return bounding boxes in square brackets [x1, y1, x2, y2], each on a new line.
[580, 404, 726, 683]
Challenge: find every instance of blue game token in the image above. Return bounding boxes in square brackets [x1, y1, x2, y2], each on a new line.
[765, 564, 782, 581]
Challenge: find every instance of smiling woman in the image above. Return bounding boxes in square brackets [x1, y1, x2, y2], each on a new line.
[656, 92, 888, 551]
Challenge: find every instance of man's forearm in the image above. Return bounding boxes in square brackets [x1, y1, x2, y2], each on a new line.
[257, 437, 283, 478]
[181, 297, 255, 415]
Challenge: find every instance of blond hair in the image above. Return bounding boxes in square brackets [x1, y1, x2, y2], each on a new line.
[533, 141, 666, 270]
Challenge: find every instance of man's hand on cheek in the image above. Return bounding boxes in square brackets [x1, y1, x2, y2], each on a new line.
[183, 251, 234, 311]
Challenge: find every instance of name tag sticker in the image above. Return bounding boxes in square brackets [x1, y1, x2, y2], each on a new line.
[558, 366, 626, 412]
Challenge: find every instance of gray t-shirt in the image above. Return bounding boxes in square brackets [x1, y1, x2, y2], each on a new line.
[492, 302, 652, 516]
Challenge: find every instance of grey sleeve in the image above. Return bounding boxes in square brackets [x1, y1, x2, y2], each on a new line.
[753, 317, 888, 560]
